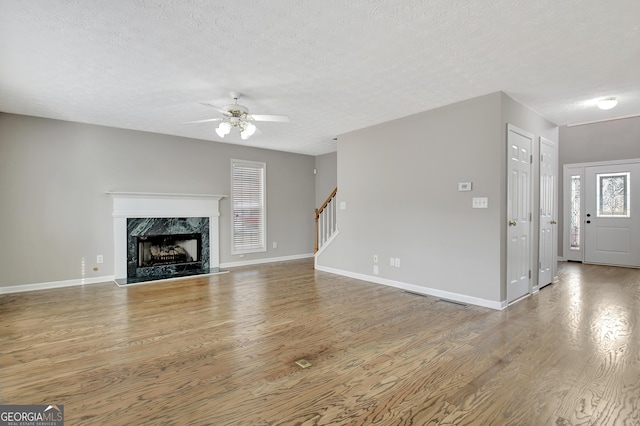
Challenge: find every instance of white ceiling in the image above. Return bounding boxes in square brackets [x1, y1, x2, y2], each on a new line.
[1, 0, 639, 156]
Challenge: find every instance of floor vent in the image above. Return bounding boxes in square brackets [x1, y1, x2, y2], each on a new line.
[437, 298, 468, 307]
[404, 291, 429, 298]
[295, 359, 311, 369]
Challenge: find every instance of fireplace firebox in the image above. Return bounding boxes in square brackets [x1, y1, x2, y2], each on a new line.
[136, 233, 202, 267]
[126, 217, 210, 281]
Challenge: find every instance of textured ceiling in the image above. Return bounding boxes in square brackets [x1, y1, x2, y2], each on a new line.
[1, 0, 639, 155]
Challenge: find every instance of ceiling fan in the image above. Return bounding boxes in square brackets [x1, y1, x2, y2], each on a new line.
[188, 92, 289, 140]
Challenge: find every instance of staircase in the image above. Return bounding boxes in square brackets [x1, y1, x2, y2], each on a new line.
[314, 187, 337, 253]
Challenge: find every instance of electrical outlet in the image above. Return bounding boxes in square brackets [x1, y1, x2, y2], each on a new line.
[395, 258, 400, 267]
[373, 265, 379, 275]
[472, 197, 489, 208]
[390, 257, 395, 266]
[97, 255, 103, 264]
[373, 254, 378, 263]
[272, 242, 277, 248]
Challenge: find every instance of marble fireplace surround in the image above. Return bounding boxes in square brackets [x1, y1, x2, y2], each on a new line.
[109, 192, 226, 281]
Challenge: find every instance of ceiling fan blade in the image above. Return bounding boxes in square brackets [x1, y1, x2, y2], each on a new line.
[198, 102, 226, 113]
[251, 114, 290, 123]
[185, 117, 223, 124]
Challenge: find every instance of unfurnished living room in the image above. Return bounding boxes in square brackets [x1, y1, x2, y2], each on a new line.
[1, 1, 639, 425]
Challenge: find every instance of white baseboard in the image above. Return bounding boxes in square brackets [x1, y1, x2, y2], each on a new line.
[557, 256, 567, 262]
[0, 275, 115, 295]
[221, 253, 314, 269]
[0, 254, 315, 294]
[314, 265, 506, 310]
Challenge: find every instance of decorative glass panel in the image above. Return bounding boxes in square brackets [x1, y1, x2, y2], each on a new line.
[570, 175, 581, 250]
[597, 172, 630, 217]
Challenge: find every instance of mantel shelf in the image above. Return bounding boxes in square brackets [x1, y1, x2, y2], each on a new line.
[106, 191, 227, 200]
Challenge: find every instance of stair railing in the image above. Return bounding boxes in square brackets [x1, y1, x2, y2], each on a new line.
[314, 187, 338, 253]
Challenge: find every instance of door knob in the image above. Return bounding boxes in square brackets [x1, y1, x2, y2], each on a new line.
[550, 220, 557, 224]
[508, 220, 517, 226]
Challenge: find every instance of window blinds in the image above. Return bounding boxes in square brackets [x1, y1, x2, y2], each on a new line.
[231, 160, 266, 253]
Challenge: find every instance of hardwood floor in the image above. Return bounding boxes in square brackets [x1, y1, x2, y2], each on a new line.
[1, 259, 639, 425]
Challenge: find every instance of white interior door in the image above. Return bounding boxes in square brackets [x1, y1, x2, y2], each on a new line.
[584, 162, 640, 267]
[507, 124, 533, 303]
[538, 138, 557, 288]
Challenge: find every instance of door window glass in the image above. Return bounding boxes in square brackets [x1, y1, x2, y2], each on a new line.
[597, 172, 630, 217]
[570, 175, 581, 250]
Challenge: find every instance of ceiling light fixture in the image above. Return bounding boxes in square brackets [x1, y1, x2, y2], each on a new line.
[215, 97, 258, 140]
[215, 121, 231, 138]
[597, 97, 618, 110]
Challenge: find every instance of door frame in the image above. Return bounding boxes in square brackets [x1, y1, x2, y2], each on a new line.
[563, 157, 640, 263]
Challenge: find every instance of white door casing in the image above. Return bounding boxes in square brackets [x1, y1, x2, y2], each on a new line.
[507, 124, 533, 303]
[584, 161, 640, 268]
[538, 137, 557, 288]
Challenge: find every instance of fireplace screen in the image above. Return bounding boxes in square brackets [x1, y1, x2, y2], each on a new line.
[137, 233, 201, 267]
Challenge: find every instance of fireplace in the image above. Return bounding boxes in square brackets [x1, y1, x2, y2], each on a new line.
[109, 192, 226, 284]
[126, 217, 209, 280]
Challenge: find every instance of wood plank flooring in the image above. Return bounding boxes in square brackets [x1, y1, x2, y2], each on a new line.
[1, 259, 639, 425]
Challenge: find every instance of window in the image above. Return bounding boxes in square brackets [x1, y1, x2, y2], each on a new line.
[597, 172, 630, 217]
[231, 159, 266, 254]
[570, 174, 581, 250]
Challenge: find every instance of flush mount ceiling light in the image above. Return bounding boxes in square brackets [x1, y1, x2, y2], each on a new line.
[597, 97, 618, 110]
[187, 92, 289, 140]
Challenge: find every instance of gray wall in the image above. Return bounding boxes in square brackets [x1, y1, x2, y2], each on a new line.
[0, 113, 316, 287]
[317, 92, 557, 305]
[315, 151, 337, 207]
[557, 116, 640, 257]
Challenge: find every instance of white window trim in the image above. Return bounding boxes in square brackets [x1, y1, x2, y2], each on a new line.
[231, 159, 267, 255]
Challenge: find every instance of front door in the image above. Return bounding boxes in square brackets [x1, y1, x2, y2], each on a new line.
[584, 161, 640, 267]
[507, 124, 533, 303]
[538, 138, 557, 288]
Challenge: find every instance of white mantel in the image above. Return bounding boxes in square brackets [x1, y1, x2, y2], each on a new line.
[108, 192, 226, 279]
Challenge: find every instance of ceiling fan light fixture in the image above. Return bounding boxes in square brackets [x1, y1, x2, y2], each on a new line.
[597, 97, 618, 110]
[196, 92, 287, 140]
[241, 123, 257, 139]
[215, 121, 232, 137]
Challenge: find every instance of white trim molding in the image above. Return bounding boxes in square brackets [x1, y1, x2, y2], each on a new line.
[314, 229, 339, 262]
[221, 253, 314, 269]
[314, 265, 506, 310]
[0, 276, 115, 295]
[107, 192, 226, 280]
